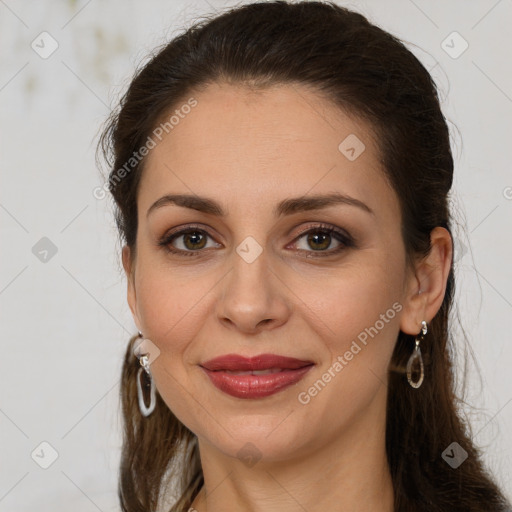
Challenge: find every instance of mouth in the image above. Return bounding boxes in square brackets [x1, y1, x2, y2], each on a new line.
[199, 353, 314, 399]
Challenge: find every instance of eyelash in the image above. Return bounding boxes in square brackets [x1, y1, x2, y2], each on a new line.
[157, 222, 354, 258]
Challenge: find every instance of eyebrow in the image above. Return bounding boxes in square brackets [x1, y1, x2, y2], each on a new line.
[146, 192, 374, 218]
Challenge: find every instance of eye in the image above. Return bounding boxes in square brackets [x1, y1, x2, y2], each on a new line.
[290, 223, 353, 257]
[158, 225, 221, 256]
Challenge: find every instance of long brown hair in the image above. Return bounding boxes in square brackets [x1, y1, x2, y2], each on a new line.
[99, 1, 510, 510]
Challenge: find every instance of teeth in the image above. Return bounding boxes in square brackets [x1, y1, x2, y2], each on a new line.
[223, 368, 283, 375]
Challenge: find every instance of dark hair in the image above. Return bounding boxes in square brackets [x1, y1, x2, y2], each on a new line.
[99, 1, 510, 510]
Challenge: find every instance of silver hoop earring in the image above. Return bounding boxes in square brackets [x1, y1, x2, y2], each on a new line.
[406, 320, 427, 389]
[136, 334, 156, 417]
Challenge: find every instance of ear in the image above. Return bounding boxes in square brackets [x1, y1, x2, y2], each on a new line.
[399, 227, 453, 335]
[122, 245, 142, 332]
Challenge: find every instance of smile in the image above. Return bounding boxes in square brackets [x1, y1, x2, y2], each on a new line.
[199, 353, 314, 399]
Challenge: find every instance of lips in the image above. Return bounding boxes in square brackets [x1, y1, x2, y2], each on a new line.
[199, 353, 314, 399]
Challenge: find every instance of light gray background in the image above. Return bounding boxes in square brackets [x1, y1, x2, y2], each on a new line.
[1, 0, 511, 510]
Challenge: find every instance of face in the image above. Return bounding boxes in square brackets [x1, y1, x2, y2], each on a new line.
[123, 82, 417, 462]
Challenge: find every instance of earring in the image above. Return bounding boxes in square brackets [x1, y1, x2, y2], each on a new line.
[406, 320, 427, 389]
[135, 333, 156, 417]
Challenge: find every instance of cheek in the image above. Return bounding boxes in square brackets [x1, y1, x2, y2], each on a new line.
[292, 275, 402, 436]
[301, 256, 404, 381]
[134, 257, 211, 344]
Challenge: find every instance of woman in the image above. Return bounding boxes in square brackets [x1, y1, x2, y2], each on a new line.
[99, 1, 510, 510]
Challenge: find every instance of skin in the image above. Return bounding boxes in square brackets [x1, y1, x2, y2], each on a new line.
[122, 82, 452, 512]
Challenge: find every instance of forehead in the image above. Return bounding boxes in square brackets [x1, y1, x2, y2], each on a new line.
[138, 82, 399, 225]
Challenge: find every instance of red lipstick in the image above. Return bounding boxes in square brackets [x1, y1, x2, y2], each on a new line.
[199, 353, 314, 399]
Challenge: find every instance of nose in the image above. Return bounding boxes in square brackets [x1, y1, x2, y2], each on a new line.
[215, 248, 291, 334]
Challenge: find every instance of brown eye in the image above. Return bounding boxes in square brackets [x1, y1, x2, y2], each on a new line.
[306, 231, 332, 251]
[181, 230, 207, 250]
[158, 225, 221, 256]
[291, 224, 354, 257]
